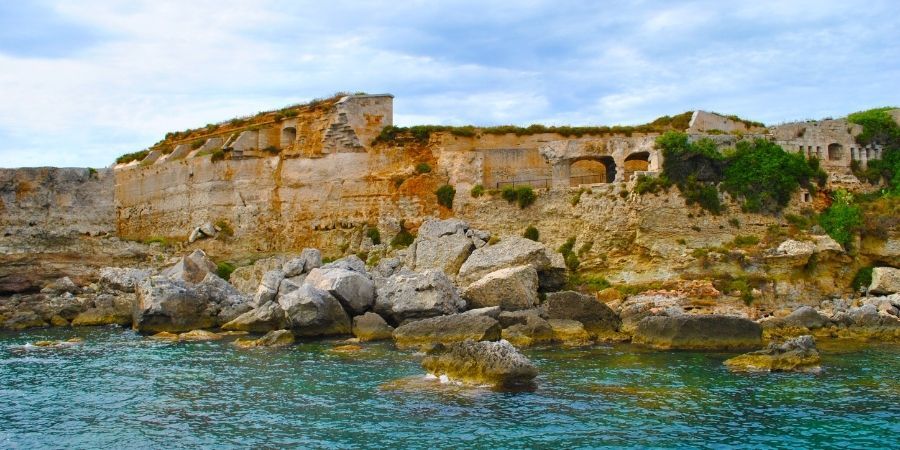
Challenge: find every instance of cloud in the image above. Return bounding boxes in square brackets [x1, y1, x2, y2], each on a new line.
[0, 0, 898, 167]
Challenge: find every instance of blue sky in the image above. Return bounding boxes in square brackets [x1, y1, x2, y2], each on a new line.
[0, 0, 898, 168]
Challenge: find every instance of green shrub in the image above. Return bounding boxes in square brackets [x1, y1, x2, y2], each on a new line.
[566, 273, 610, 292]
[564, 252, 580, 271]
[435, 184, 456, 209]
[366, 226, 381, 245]
[570, 189, 585, 206]
[784, 214, 811, 229]
[578, 241, 593, 256]
[216, 262, 236, 281]
[851, 267, 874, 292]
[558, 236, 576, 255]
[390, 229, 415, 249]
[678, 176, 722, 214]
[191, 139, 205, 150]
[87, 167, 98, 177]
[728, 218, 740, 228]
[470, 184, 485, 198]
[558, 236, 580, 271]
[725, 278, 754, 305]
[516, 186, 536, 208]
[848, 107, 900, 195]
[721, 139, 820, 213]
[634, 175, 671, 195]
[819, 190, 862, 248]
[210, 148, 227, 162]
[115, 150, 150, 165]
[523, 226, 539, 241]
[501, 186, 519, 203]
[415, 162, 432, 174]
[732, 235, 759, 247]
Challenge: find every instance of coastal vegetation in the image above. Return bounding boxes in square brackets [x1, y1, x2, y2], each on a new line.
[435, 184, 456, 209]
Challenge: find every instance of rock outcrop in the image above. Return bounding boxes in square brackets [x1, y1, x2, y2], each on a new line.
[407, 218, 476, 276]
[869, 267, 900, 295]
[724, 335, 821, 372]
[305, 265, 374, 316]
[234, 329, 295, 348]
[277, 284, 351, 337]
[374, 269, 465, 324]
[461, 265, 539, 311]
[161, 249, 218, 284]
[457, 236, 553, 285]
[132, 277, 218, 333]
[632, 314, 762, 350]
[501, 314, 555, 347]
[421, 339, 538, 388]
[392, 313, 501, 349]
[221, 301, 289, 333]
[544, 291, 622, 339]
[352, 312, 394, 341]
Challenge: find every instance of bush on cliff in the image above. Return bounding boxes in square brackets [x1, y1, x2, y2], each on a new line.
[818, 190, 862, 249]
[366, 226, 381, 245]
[470, 184, 485, 198]
[216, 262, 236, 281]
[848, 107, 900, 195]
[116, 150, 150, 165]
[558, 237, 580, 271]
[501, 186, 537, 208]
[523, 226, 539, 241]
[435, 184, 456, 209]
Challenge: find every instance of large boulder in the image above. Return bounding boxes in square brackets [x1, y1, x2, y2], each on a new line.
[132, 276, 217, 333]
[305, 267, 374, 315]
[229, 256, 289, 295]
[99, 267, 151, 293]
[544, 291, 621, 338]
[221, 301, 289, 333]
[277, 284, 351, 337]
[462, 265, 539, 311]
[501, 315, 554, 347]
[616, 294, 684, 334]
[781, 306, 830, 329]
[869, 267, 900, 295]
[724, 335, 821, 372]
[407, 218, 476, 276]
[161, 250, 218, 284]
[457, 236, 552, 285]
[251, 269, 285, 308]
[422, 339, 538, 388]
[374, 269, 465, 325]
[632, 314, 762, 351]
[72, 293, 133, 326]
[392, 314, 501, 349]
[352, 312, 394, 341]
[282, 248, 323, 277]
[547, 319, 592, 346]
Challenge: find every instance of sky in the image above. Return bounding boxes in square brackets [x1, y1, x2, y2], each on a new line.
[0, 0, 898, 168]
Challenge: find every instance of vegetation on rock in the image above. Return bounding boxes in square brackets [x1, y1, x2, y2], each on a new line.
[435, 184, 456, 209]
[819, 190, 862, 248]
[523, 225, 539, 241]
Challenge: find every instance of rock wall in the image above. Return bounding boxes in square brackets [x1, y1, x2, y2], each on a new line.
[0, 167, 115, 237]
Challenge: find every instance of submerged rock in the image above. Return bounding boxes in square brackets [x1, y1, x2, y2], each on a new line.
[352, 312, 394, 342]
[421, 339, 538, 389]
[724, 335, 821, 372]
[462, 265, 540, 311]
[392, 314, 501, 349]
[178, 329, 222, 341]
[233, 329, 295, 348]
[632, 314, 762, 351]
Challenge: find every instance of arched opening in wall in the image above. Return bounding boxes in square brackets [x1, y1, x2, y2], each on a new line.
[570, 156, 615, 186]
[281, 127, 297, 149]
[827, 143, 843, 161]
[623, 151, 651, 182]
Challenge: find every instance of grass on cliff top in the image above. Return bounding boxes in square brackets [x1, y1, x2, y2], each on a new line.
[847, 107, 900, 195]
[372, 111, 694, 145]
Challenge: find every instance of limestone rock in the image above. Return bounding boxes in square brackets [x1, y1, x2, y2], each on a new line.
[71, 292, 133, 326]
[725, 335, 821, 372]
[775, 240, 816, 257]
[305, 267, 374, 315]
[498, 308, 544, 328]
[617, 294, 684, 334]
[392, 314, 501, 349]
[782, 306, 830, 329]
[40, 277, 80, 296]
[421, 339, 538, 388]
[194, 272, 252, 323]
[409, 232, 474, 276]
[501, 315, 554, 347]
[417, 218, 469, 239]
[277, 284, 351, 337]
[457, 236, 552, 285]
[320, 255, 367, 274]
[374, 269, 465, 324]
[869, 267, 900, 295]
[252, 269, 285, 308]
[179, 329, 222, 341]
[228, 256, 288, 295]
[99, 267, 151, 293]
[352, 312, 394, 341]
[132, 276, 218, 333]
[161, 250, 218, 284]
[461, 306, 502, 320]
[150, 331, 180, 341]
[544, 291, 621, 338]
[462, 265, 539, 311]
[633, 314, 762, 351]
[234, 329, 295, 348]
[547, 319, 592, 346]
[221, 301, 289, 333]
[282, 248, 323, 277]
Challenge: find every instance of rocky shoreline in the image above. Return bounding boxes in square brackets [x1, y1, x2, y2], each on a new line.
[2, 218, 899, 387]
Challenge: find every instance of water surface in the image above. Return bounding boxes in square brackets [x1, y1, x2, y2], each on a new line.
[1, 327, 897, 449]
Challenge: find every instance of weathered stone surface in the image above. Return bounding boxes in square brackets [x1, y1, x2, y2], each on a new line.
[547, 319, 592, 346]
[461, 306, 501, 319]
[392, 314, 501, 349]
[221, 301, 289, 333]
[457, 236, 552, 285]
[179, 329, 222, 341]
[374, 269, 465, 324]
[305, 267, 374, 315]
[320, 255, 367, 274]
[99, 267, 151, 293]
[462, 265, 539, 311]
[252, 269, 285, 308]
[617, 294, 684, 334]
[725, 335, 821, 372]
[161, 250, 218, 284]
[71, 292, 133, 326]
[277, 284, 351, 337]
[782, 306, 830, 329]
[869, 267, 900, 295]
[234, 329, 295, 348]
[228, 256, 288, 295]
[352, 312, 394, 342]
[633, 315, 762, 351]
[194, 273, 252, 323]
[132, 276, 217, 333]
[501, 315, 554, 347]
[422, 339, 538, 388]
[282, 248, 323, 277]
[417, 218, 469, 239]
[545, 291, 621, 338]
[409, 232, 474, 276]
[498, 308, 544, 328]
[40, 277, 80, 295]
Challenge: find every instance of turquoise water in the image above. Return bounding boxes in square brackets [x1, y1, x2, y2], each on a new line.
[1, 327, 898, 449]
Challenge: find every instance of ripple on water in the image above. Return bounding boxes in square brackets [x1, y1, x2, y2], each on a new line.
[0, 328, 898, 449]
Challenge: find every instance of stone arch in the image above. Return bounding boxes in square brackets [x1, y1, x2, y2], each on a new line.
[623, 151, 651, 182]
[570, 156, 616, 185]
[281, 126, 297, 148]
[827, 143, 843, 161]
